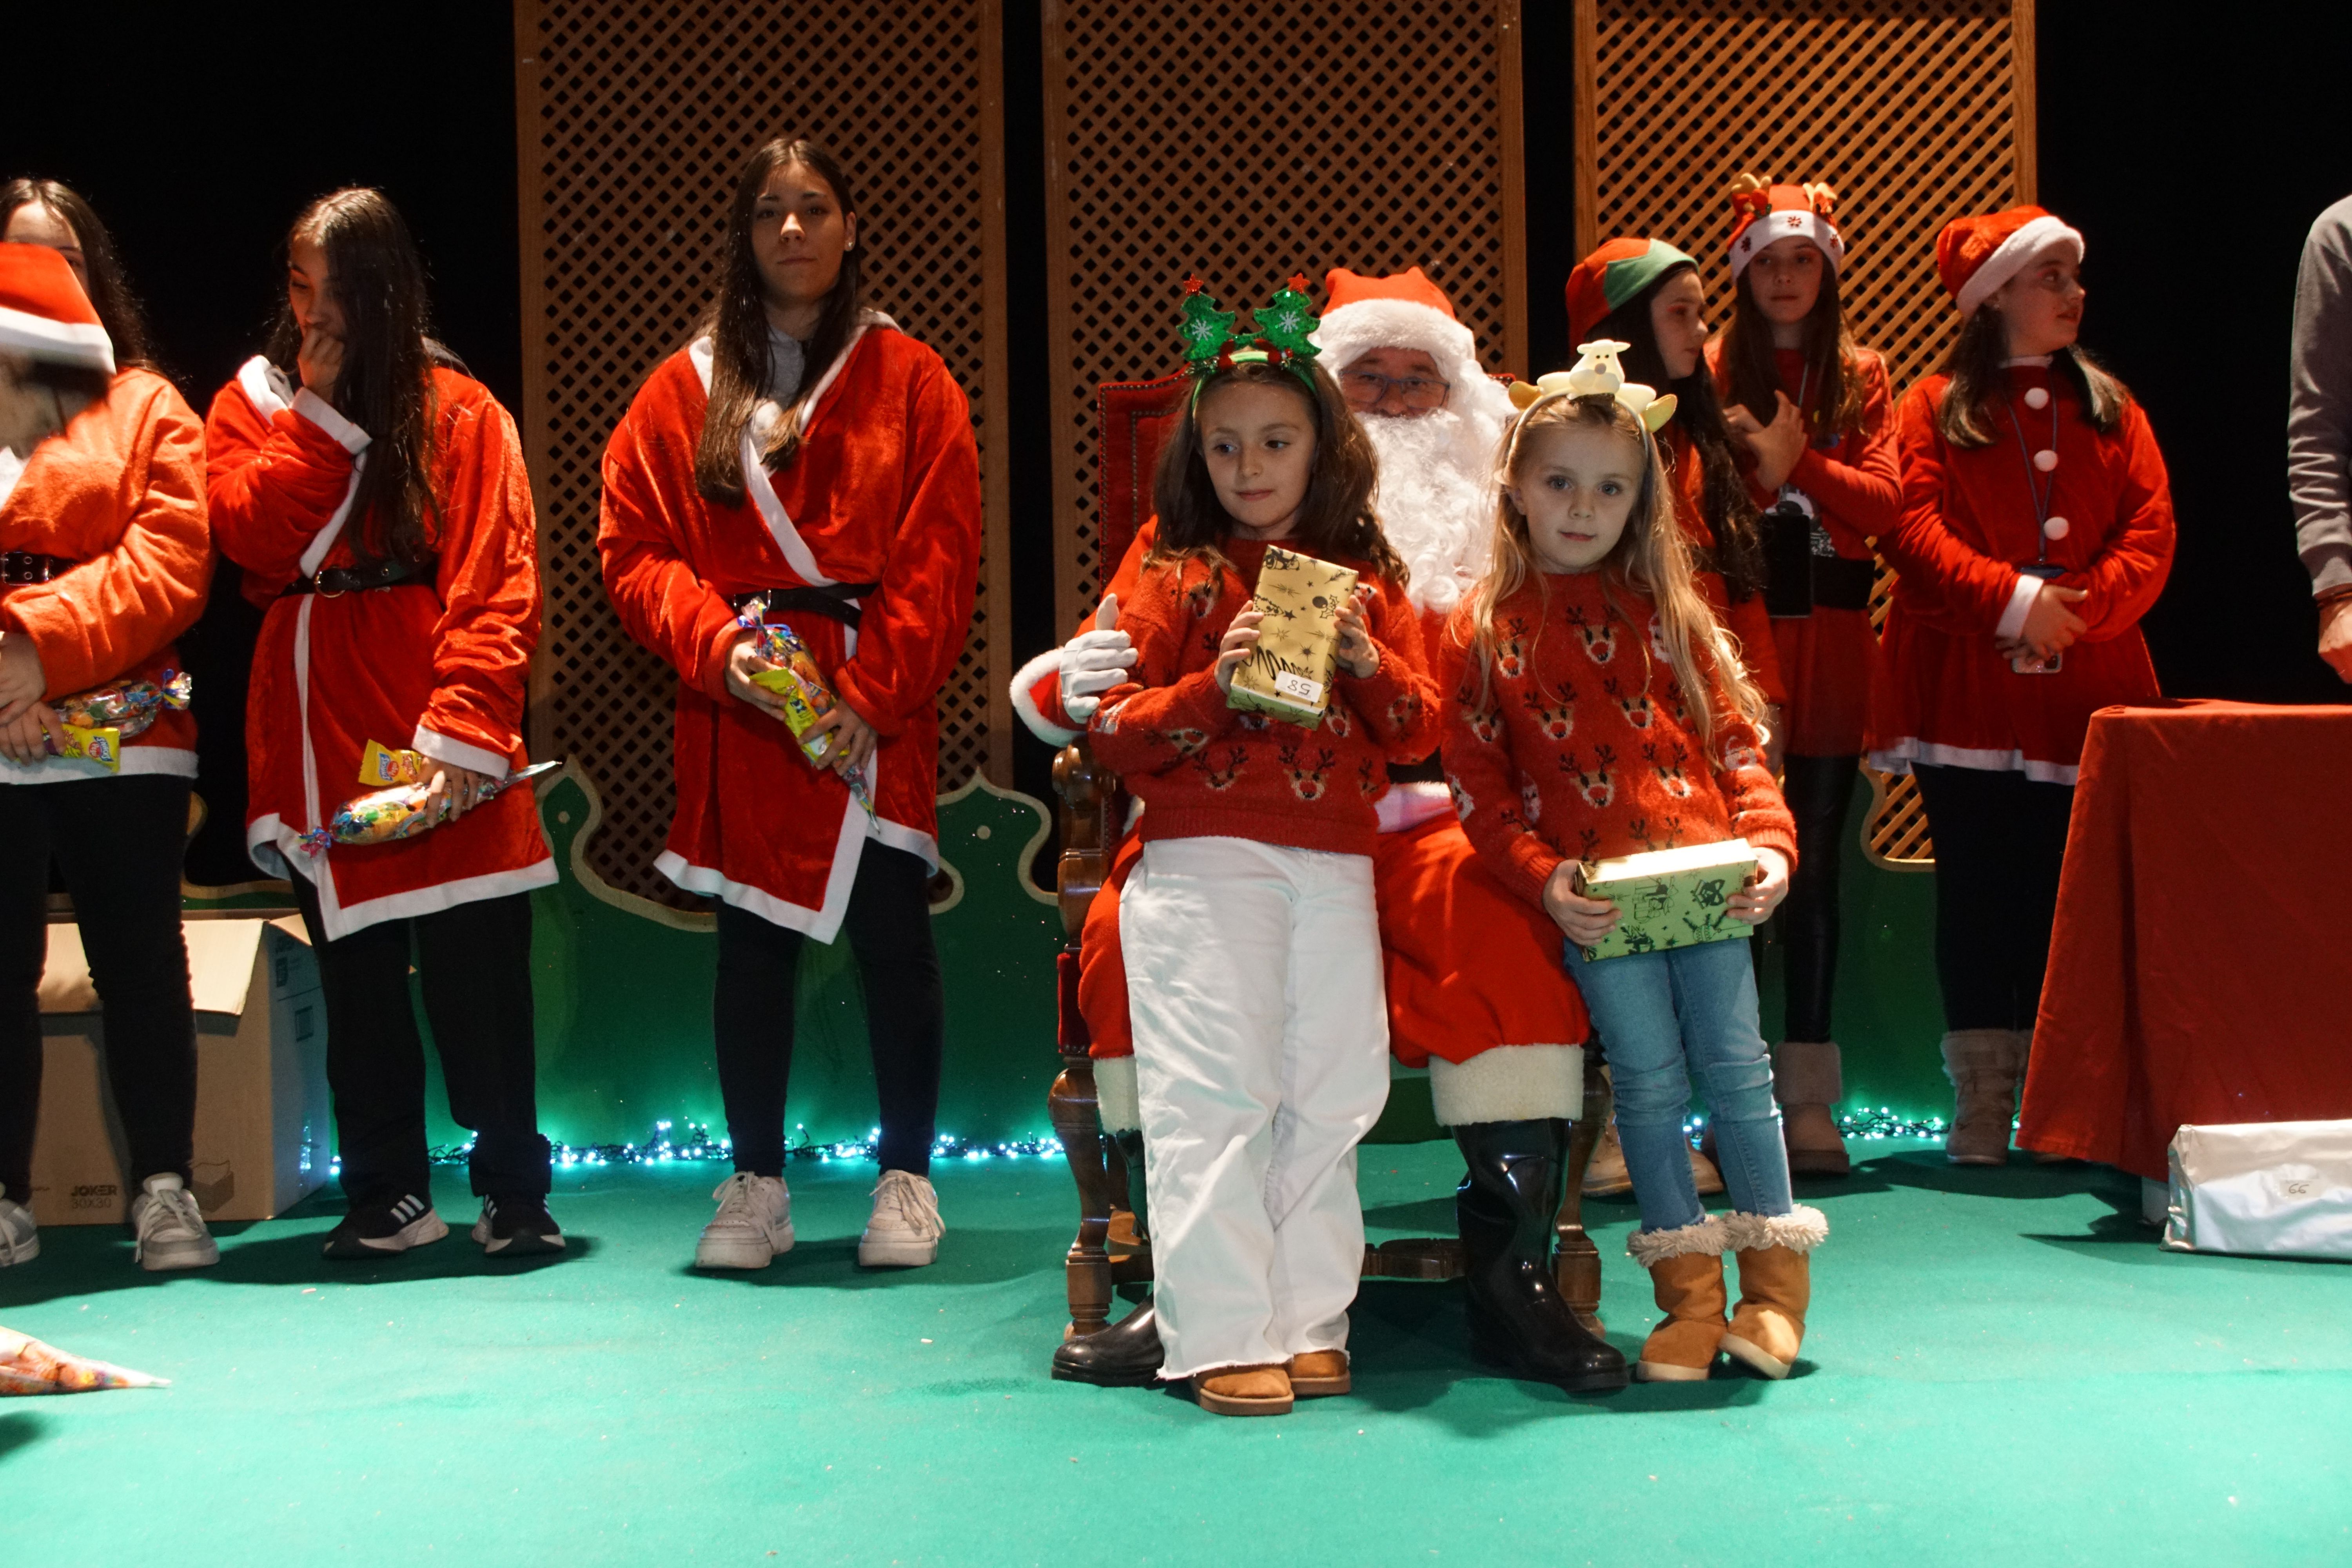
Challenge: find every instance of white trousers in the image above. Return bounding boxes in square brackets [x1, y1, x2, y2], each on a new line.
[1120, 836, 1390, 1378]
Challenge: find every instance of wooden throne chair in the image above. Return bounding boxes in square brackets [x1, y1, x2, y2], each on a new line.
[1046, 372, 1613, 1343]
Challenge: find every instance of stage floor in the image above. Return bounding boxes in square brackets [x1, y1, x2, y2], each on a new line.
[2, 1141, 2344, 1566]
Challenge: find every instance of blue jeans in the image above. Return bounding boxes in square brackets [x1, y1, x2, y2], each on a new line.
[1565, 935, 1793, 1234]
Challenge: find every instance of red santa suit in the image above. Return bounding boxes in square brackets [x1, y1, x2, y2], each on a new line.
[597, 316, 981, 934]
[207, 358, 554, 938]
[1012, 269, 1591, 1133]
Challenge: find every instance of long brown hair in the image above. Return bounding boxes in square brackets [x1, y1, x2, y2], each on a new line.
[264, 188, 452, 566]
[1935, 305, 2131, 448]
[1147, 355, 1405, 586]
[1717, 261, 1867, 439]
[694, 139, 866, 505]
[0, 177, 154, 370]
[1462, 394, 1765, 744]
[1590, 263, 1766, 602]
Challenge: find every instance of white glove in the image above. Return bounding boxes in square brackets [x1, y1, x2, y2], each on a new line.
[1058, 595, 1131, 724]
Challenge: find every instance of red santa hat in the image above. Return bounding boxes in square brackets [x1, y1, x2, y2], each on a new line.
[1727, 174, 1844, 280]
[1937, 206, 2084, 317]
[0, 242, 114, 373]
[1564, 238, 1695, 346]
[1308, 266, 1512, 425]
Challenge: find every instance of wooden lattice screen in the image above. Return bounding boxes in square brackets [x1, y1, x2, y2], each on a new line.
[513, 0, 1010, 915]
[1574, 0, 2036, 867]
[1039, 0, 1528, 636]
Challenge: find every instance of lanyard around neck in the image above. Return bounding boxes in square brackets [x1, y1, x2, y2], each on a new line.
[2001, 383, 2061, 566]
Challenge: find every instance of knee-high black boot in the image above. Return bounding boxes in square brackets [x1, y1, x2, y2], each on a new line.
[1455, 1119, 1628, 1394]
[1051, 1128, 1162, 1386]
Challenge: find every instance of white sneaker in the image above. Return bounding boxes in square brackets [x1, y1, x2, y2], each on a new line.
[694, 1173, 793, 1269]
[858, 1169, 944, 1267]
[0, 1189, 36, 1267]
[129, 1174, 219, 1271]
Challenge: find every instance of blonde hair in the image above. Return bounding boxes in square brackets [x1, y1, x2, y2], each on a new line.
[1460, 394, 1768, 745]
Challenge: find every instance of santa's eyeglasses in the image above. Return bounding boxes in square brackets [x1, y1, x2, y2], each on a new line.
[1339, 370, 1450, 411]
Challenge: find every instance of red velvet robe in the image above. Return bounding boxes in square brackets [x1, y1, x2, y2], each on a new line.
[598, 319, 982, 940]
[206, 358, 554, 938]
[0, 368, 210, 784]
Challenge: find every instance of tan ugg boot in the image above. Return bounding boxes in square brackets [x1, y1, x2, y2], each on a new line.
[1191, 1363, 1292, 1416]
[1720, 1207, 1829, 1379]
[1626, 1216, 1731, 1382]
[1582, 1119, 1633, 1197]
[1285, 1350, 1350, 1397]
[1942, 1030, 2025, 1165]
[1775, 1041, 1851, 1178]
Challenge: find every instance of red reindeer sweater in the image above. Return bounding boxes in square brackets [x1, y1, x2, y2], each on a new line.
[1437, 570, 1797, 908]
[1087, 535, 1437, 858]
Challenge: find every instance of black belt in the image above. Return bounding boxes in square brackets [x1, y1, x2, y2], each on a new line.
[1, 551, 76, 585]
[728, 583, 878, 632]
[280, 556, 440, 598]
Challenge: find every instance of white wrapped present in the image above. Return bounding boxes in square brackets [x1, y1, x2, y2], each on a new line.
[2162, 1120, 2352, 1261]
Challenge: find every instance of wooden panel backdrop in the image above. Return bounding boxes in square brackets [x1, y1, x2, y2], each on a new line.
[512, 0, 1010, 916]
[1039, 0, 1528, 637]
[1573, 0, 2036, 867]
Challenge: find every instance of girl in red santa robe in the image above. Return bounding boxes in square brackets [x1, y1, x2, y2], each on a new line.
[599, 140, 981, 1272]
[208, 189, 562, 1261]
[1707, 178, 1903, 1178]
[1868, 207, 2174, 1164]
[0, 212, 217, 1273]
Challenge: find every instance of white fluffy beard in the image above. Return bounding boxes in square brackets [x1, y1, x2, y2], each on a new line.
[1365, 405, 1503, 615]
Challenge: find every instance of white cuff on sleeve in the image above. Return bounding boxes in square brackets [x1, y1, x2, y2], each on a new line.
[292, 388, 373, 455]
[410, 724, 512, 779]
[1995, 572, 2042, 642]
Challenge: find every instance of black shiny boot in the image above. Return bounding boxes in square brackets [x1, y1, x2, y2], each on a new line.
[1455, 1118, 1629, 1394]
[1052, 1299, 1163, 1386]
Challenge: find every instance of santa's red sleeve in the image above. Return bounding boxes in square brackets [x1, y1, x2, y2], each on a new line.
[204, 369, 370, 603]
[1010, 521, 1158, 746]
[1337, 571, 1439, 761]
[411, 394, 541, 774]
[829, 358, 983, 737]
[1787, 353, 1902, 550]
[1434, 610, 1558, 907]
[597, 394, 746, 702]
[1878, 385, 2025, 633]
[4, 376, 211, 697]
[2066, 401, 2176, 643]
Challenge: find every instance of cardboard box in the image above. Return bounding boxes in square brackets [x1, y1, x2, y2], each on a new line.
[31, 917, 331, 1226]
[1227, 545, 1358, 728]
[1576, 839, 1759, 962]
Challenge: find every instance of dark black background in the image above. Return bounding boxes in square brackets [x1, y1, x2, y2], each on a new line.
[12, 3, 2346, 869]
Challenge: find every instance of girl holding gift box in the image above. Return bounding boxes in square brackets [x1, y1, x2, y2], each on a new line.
[1441, 343, 1828, 1382]
[598, 139, 981, 1272]
[1083, 279, 1438, 1416]
[1867, 208, 2175, 1165]
[0, 193, 218, 1274]
[1706, 177, 1904, 1178]
[207, 188, 563, 1261]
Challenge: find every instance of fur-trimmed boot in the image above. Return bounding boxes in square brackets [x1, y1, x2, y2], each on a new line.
[1627, 1217, 1731, 1382]
[1775, 1041, 1851, 1178]
[1720, 1207, 1829, 1379]
[1454, 1119, 1628, 1394]
[1942, 1029, 2025, 1165]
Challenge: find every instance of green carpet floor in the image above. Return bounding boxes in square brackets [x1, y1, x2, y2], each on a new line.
[2, 1141, 2345, 1566]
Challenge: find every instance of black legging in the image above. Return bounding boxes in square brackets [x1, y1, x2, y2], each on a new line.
[291, 875, 550, 1209]
[0, 774, 198, 1202]
[1778, 754, 1859, 1044]
[1909, 763, 2076, 1033]
[714, 840, 943, 1177]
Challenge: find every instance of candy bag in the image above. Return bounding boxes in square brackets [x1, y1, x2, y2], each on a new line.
[0, 1325, 168, 1395]
[42, 670, 193, 773]
[735, 597, 874, 815]
[299, 757, 559, 856]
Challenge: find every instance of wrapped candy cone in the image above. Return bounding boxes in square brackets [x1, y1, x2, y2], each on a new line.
[299, 756, 561, 856]
[735, 597, 875, 815]
[0, 1326, 168, 1394]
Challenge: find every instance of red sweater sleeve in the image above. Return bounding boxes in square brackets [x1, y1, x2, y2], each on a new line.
[1879, 385, 2025, 634]
[1336, 572, 1439, 762]
[5, 377, 212, 697]
[412, 390, 540, 769]
[1086, 559, 1240, 777]
[832, 359, 983, 737]
[1787, 354, 1902, 550]
[205, 374, 367, 601]
[1436, 618, 1560, 907]
[596, 376, 748, 703]
[2063, 401, 2176, 642]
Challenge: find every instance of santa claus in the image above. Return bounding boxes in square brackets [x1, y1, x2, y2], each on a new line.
[1014, 268, 1626, 1395]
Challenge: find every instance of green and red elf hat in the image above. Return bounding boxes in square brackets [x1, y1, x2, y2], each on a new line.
[1936, 206, 2083, 316]
[1564, 237, 1697, 346]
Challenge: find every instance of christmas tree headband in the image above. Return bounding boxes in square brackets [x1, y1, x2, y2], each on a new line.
[1180, 276, 1321, 407]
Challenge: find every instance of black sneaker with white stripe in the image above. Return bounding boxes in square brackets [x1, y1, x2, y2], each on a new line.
[471, 1196, 564, 1257]
[321, 1194, 449, 1259]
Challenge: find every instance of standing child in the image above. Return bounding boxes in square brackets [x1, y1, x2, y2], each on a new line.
[1088, 280, 1437, 1416]
[1710, 178, 1903, 1176]
[1442, 343, 1826, 1381]
[1867, 209, 2174, 1163]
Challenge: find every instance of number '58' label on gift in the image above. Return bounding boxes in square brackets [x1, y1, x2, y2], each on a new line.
[1274, 671, 1324, 704]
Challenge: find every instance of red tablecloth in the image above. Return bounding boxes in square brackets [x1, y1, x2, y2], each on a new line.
[2021, 701, 2352, 1179]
